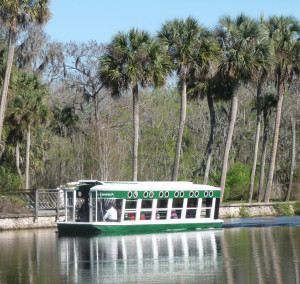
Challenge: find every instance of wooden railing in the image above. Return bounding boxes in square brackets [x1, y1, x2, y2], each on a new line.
[0, 189, 64, 221]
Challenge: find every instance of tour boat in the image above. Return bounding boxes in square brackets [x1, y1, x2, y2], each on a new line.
[57, 180, 223, 235]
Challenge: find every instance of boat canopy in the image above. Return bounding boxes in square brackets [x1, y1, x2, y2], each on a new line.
[90, 181, 221, 199]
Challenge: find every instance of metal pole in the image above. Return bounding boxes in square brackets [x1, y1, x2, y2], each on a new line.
[35, 189, 39, 222]
[56, 189, 60, 222]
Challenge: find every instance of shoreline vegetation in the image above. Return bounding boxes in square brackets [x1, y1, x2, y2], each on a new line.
[0, 201, 299, 231]
[0, 1, 300, 209]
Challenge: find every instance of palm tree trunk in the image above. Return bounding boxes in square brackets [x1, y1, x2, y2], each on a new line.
[264, 82, 284, 202]
[0, 28, 17, 144]
[257, 112, 269, 202]
[132, 84, 139, 182]
[220, 90, 238, 202]
[248, 83, 262, 202]
[25, 123, 31, 189]
[16, 141, 22, 177]
[286, 117, 296, 201]
[172, 73, 187, 181]
[203, 93, 216, 185]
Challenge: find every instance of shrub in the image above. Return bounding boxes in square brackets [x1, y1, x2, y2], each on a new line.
[273, 203, 292, 216]
[239, 206, 251, 218]
[210, 162, 251, 202]
[0, 196, 30, 214]
[294, 200, 300, 215]
[0, 167, 23, 189]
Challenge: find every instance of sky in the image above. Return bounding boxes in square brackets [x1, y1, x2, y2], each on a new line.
[45, 0, 300, 44]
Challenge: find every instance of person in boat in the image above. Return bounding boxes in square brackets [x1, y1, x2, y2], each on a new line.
[171, 210, 178, 219]
[79, 201, 89, 222]
[103, 203, 118, 222]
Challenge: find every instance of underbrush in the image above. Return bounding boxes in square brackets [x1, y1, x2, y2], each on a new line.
[0, 196, 31, 214]
[294, 200, 300, 215]
[273, 203, 292, 216]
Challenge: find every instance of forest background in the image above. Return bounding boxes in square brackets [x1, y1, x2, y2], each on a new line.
[0, 1, 300, 204]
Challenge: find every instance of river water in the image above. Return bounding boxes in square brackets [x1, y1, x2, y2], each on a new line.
[0, 216, 299, 284]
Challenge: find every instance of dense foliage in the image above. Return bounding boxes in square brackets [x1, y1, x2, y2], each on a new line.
[0, 12, 300, 203]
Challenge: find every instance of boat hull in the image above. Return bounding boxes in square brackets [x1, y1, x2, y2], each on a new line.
[57, 220, 223, 235]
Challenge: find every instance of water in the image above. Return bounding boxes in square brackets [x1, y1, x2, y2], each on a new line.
[0, 216, 299, 284]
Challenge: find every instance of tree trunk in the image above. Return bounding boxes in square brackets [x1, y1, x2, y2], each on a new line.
[248, 83, 262, 202]
[220, 90, 238, 202]
[132, 84, 139, 182]
[25, 123, 31, 190]
[286, 117, 296, 201]
[16, 141, 22, 177]
[264, 82, 284, 202]
[257, 112, 269, 202]
[0, 28, 17, 144]
[203, 93, 216, 185]
[172, 73, 187, 181]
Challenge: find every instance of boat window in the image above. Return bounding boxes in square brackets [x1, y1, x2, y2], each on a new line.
[157, 200, 168, 208]
[141, 200, 152, 208]
[124, 199, 137, 221]
[171, 198, 184, 219]
[185, 199, 198, 219]
[156, 199, 168, 220]
[200, 198, 212, 218]
[140, 200, 153, 221]
[187, 198, 198, 208]
[125, 200, 137, 209]
[172, 198, 184, 208]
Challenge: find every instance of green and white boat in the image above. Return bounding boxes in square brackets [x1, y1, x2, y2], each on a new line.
[57, 180, 223, 235]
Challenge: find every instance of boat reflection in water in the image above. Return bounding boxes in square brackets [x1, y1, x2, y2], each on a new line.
[58, 229, 223, 283]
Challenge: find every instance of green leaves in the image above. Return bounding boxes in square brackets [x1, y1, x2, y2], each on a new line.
[99, 29, 172, 97]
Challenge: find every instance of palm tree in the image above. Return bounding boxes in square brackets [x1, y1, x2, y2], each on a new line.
[99, 29, 172, 181]
[256, 93, 277, 202]
[248, 19, 273, 202]
[7, 73, 51, 189]
[188, 72, 234, 184]
[158, 17, 217, 181]
[0, 0, 51, 147]
[216, 15, 263, 201]
[263, 16, 300, 202]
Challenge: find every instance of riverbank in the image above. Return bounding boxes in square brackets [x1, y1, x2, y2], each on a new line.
[0, 202, 297, 230]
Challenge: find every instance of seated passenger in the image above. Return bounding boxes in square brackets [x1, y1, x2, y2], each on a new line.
[171, 210, 178, 219]
[127, 213, 135, 220]
[156, 212, 160, 220]
[103, 204, 118, 222]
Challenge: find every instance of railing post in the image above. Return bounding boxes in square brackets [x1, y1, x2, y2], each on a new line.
[56, 189, 60, 222]
[35, 189, 39, 222]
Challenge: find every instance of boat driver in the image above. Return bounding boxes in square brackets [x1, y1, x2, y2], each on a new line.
[103, 203, 118, 222]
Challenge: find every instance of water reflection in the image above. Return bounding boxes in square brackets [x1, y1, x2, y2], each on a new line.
[0, 219, 299, 284]
[58, 230, 223, 283]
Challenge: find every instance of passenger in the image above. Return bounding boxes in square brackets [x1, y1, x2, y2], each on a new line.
[156, 212, 160, 220]
[79, 202, 89, 222]
[140, 213, 146, 220]
[171, 210, 178, 219]
[103, 204, 118, 222]
[127, 213, 135, 220]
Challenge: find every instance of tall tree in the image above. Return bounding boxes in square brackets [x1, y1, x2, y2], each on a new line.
[216, 15, 263, 201]
[264, 16, 300, 202]
[158, 17, 216, 181]
[257, 93, 277, 202]
[0, 0, 50, 148]
[99, 29, 172, 181]
[188, 72, 234, 184]
[248, 19, 273, 202]
[7, 73, 51, 189]
[286, 117, 296, 201]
